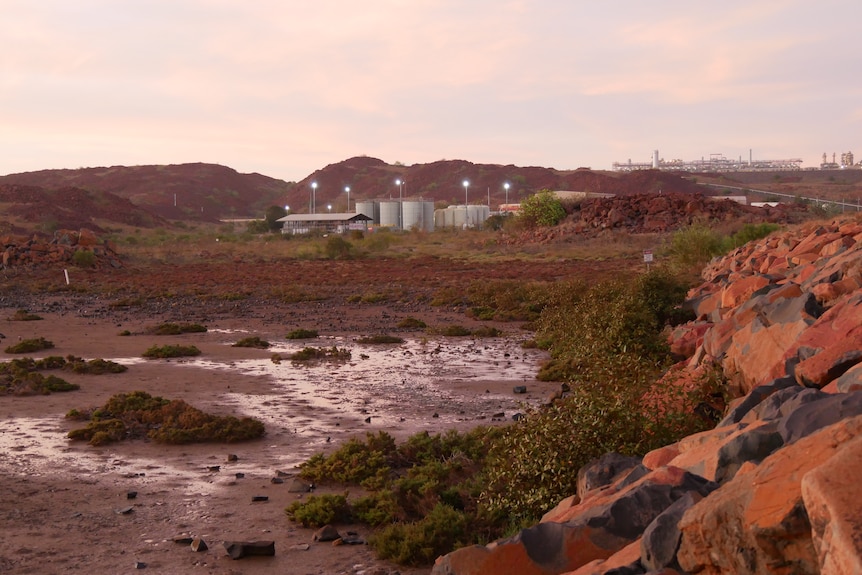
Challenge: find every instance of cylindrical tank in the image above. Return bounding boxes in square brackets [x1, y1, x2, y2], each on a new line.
[450, 206, 467, 228]
[422, 202, 435, 232]
[355, 201, 379, 224]
[401, 201, 435, 231]
[379, 201, 400, 228]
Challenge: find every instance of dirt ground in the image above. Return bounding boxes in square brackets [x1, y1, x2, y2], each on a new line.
[1, 256, 639, 575]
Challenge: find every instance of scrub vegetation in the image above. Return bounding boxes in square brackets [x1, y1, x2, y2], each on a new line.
[66, 390, 266, 446]
[282, 220, 783, 566]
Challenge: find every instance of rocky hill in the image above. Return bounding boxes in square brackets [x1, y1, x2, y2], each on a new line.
[0, 163, 292, 222]
[0, 159, 710, 225]
[433, 215, 862, 575]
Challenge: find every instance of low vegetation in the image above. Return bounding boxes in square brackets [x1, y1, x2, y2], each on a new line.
[4, 337, 54, 354]
[7, 309, 43, 321]
[0, 355, 126, 395]
[287, 264, 726, 566]
[288, 346, 351, 362]
[148, 322, 208, 335]
[67, 390, 266, 446]
[285, 328, 319, 339]
[142, 344, 201, 358]
[396, 317, 427, 329]
[232, 336, 270, 348]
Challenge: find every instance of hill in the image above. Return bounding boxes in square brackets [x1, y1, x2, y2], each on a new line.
[0, 163, 293, 223]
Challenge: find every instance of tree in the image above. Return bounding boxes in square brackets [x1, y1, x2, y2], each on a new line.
[519, 189, 566, 228]
[264, 205, 287, 232]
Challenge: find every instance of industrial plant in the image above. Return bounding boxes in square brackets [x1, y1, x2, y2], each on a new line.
[613, 150, 804, 172]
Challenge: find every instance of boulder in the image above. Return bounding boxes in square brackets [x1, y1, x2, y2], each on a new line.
[778, 391, 862, 445]
[834, 363, 862, 393]
[576, 453, 643, 500]
[800, 433, 862, 575]
[433, 467, 715, 575]
[223, 540, 275, 559]
[677, 414, 862, 575]
[640, 492, 702, 572]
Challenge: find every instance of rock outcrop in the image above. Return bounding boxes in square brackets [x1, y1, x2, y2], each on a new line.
[1, 228, 122, 269]
[434, 214, 862, 575]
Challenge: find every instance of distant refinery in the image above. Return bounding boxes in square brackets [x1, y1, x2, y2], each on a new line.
[612, 149, 858, 172]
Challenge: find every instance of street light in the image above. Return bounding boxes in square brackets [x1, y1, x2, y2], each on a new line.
[396, 179, 404, 229]
[344, 186, 351, 212]
[284, 204, 290, 214]
[327, 204, 332, 213]
[504, 182, 510, 206]
[311, 181, 318, 213]
[463, 180, 470, 228]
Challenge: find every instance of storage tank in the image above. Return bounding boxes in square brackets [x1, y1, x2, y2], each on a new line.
[355, 201, 379, 224]
[450, 205, 468, 229]
[402, 201, 435, 232]
[465, 205, 490, 228]
[379, 201, 401, 228]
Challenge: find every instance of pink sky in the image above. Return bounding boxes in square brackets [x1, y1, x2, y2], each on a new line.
[2, 0, 860, 181]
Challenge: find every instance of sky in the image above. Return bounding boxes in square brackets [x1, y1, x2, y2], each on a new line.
[2, 0, 861, 182]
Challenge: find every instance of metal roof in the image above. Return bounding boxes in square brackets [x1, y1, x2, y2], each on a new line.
[276, 213, 372, 223]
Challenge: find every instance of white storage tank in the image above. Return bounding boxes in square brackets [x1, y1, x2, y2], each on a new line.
[466, 205, 490, 228]
[379, 201, 401, 228]
[355, 201, 379, 224]
[402, 201, 435, 232]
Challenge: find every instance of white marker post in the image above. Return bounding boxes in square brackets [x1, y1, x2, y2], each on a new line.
[643, 250, 653, 272]
[64, 269, 70, 285]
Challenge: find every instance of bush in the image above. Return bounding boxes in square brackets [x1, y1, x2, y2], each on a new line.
[324, 235, 354, 259]
[67, 390, 265, 446]
[4, 337, 54, 354]
[72, 249, 97, 268]
[142, 344, 201, 358]
[289, 346, 351, 362]
[519, 189, 566, 228]
[439, 325, 472, 337]
[285, 493, 352, 527]
[232, 336, 270, 348]
[8, 309, 42, 321]
[285, 328, 319, 339]
[149, 322, 208, 335]
[397, 317, 427, 329]
[372, 503, 471, 566]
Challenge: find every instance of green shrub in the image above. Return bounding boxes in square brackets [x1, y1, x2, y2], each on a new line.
[67, 390, 265, 446]
[72, 249, 97, 268]
[666, 223, 725, 274]
[372, 503, 471, 566]
[288, 346, 351, 362]
[439, 325, 471, 337]
[397, 317, 427, 329]
[4, 337, 54, 354]
[149, 322, 208, 335]
[465, 280, 548, 322]
[356, 335, 405, 344]
[232, 336, 270, 348]
[470, 326, 502, 338]
[727, 222, 780, 248]
[8, 309, 42, 321]
[324, 235, 354, 259]
[285, 493, 352, 527]
[142, 344, 201, 359]
[519, 189, 566, 228]
[285, 328, 319, 339]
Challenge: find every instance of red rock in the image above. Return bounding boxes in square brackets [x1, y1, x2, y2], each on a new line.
[678, 414, 862, 575]
[719, 275, 771, 309]
[794, 331, 862, 388]
[562, 540, 642, 575]
[801, 433, 862, 574]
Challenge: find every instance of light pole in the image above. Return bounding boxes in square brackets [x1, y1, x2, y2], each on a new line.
[463, 180, 470, 228]
[327, 204, 332, 213]
[284, 204, 290, 214]
[504, 182, 510, 206]
[396, 179, 404, 229]
[344, 186, 351, 212]
[311, 181, 318, 214]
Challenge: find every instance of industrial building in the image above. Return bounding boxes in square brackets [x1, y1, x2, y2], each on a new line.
[355, 200, 436, 232]
[613, 150, 803, 172]
[277, 212, 372, 235]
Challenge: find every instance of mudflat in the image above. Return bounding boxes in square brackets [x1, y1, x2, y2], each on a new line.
[0, 256, 629, 574]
